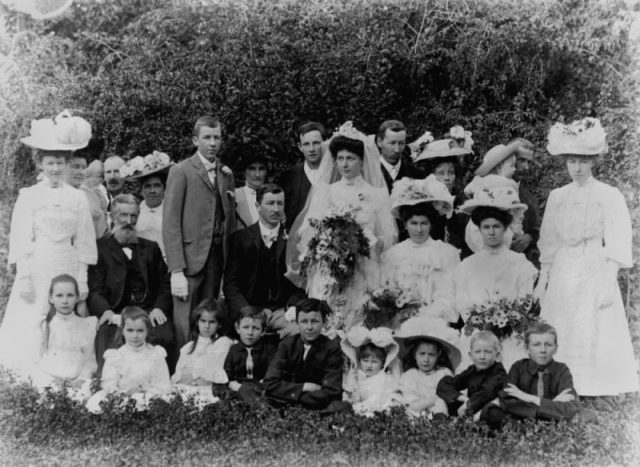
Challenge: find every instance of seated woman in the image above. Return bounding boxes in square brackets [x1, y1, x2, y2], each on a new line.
[286, 122, 397, 334]
[235, 153, 270, 230]
[454, 186, 537, 372]
[414, 129, 474, 258]
[382, 175, 460, 327]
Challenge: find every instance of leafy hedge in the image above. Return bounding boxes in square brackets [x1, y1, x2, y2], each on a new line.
[0, 372, 639, 466]
[0, 1, 639, 343]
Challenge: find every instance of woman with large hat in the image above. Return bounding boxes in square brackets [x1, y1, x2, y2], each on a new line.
[454, 183, 538, 371]
[537, 118, 638, 396]
[382, 175, 460, 324]
[0, 110, 97, 375]
[120, 151, 174, 258]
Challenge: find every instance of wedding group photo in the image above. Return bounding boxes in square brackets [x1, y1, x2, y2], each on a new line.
[0, 0, 639, 465]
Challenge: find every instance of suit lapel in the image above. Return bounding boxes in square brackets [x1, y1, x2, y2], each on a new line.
[135, 241, 150, 290]
[190, 153, 216, 192]
[105, 236, 127, 265]
[380, 164, 393, 192]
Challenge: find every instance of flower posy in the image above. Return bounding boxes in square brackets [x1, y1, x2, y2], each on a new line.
[363, 281, 421, 329]
[464, 294, 538, 343]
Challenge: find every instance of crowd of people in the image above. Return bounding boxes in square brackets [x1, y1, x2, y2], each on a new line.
[0, 110, 636, 427]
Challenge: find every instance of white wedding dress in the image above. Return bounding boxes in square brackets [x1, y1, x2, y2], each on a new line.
[539, 177, 639, 395]
[381, 237, 460, 325]
[296, 175, 396, 332]
[454, 245, 537, 372]
[0, 180, 96, 376]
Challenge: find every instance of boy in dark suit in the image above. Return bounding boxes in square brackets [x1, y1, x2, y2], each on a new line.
[278, 122, 325, 230]
[500, 322, 581, 421]
[223, 183, 305, 337]
[264, 299, 343, 410]
[213, 306, 278, 405]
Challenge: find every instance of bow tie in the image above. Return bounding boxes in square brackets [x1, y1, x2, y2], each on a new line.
[207, 165, 217, 172]
[263, 233, 278, 244]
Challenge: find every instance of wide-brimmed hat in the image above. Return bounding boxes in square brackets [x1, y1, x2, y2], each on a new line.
[391, 174, 456, 219]
[340, 326, 399, 371]
[395, 317, 462, 370]
[459, 175, 527, 216]
[20, 110, 92, 151]
[475, 140, 535, 176]
[237, 152, 274, 171]
[546, 117, 607, 156]
[120, 151, 174, 181]
[415, 138, 473, 163]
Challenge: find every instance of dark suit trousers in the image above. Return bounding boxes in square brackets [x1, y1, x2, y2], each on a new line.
[173, 238, 224, 348]
[95, 321, 175, 374]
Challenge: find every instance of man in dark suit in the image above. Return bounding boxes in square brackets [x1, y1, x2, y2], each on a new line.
[88, 194, 174, 371]
[163, 115, 236, 348]
[376, 120, 424, 193]
[224, 183, 306, 337]
[264, 299, 343, 410]
[278, 122, 325, 230]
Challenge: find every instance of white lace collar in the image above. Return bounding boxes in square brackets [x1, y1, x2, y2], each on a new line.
[338, 174, 365, 187]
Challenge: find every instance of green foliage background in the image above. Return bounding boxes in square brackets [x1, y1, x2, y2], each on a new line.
[0, 0, 639, 341]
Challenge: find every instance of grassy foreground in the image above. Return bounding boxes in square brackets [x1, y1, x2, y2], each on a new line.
[0, 371, 639, 467]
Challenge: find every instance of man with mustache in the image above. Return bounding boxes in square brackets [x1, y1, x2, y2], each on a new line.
[88, 194, 174, 372]
[103, 155, 126, 207]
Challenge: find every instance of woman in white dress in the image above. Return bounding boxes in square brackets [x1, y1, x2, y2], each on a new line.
[0, 111, 97, 376]
[381, 175, 460, 326]
[455, 185, 537, 372]
[286, 122, 397, 333]
[536, 118, 638, 396]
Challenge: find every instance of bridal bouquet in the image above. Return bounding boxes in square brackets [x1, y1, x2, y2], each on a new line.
[363, 282, 422, 329]
[463, 294, 539, 342]
[299, 212, 370, 294]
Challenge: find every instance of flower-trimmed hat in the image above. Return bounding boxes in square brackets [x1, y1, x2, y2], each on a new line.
[395, 317, 462, 370]
[444, 125, 474, 150]
[415, 138, 473, 163]
[120, 151, 174, 181]
[340, 326, 400, 371]
[546, 117, 607, 156]
[458, 175, 527, 217]
[20, 110, 92, 151]
[391, 174, 456, 219]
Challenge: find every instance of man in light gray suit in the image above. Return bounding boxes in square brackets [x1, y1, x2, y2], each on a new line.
[163, 115, 236, 347]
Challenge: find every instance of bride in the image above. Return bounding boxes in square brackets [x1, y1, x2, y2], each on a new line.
[286, 122, 397, 333]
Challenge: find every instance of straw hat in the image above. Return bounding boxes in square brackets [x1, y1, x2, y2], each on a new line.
[546, 117, 607, 156]
[390, 174, 456, 219]
[20, 110, 92, 151]
[120, 151, 174, 181]
[340, 326, 400, 371]
[415, 138, 473, 163]
[395, 317, 462, 370]
[458, 178, 527, 217]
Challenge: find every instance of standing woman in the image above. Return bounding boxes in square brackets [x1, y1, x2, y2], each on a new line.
[0, 111, 97, 375]
[537, 118, 638, 396]
[235, 153, 270, 230]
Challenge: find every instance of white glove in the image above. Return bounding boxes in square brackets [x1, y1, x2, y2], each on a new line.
[171, 271, 189, 300]
[284, 306, 297, 322]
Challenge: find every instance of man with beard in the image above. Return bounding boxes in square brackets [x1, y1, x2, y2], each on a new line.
[88, 194, 174, 372]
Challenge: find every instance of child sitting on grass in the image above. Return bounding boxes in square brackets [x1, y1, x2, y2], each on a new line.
[500, 322, 581, 421]
[86, 306, 170, 413]
[171, 299, 233, 405]
[213, 306, 278, 405]
[264, 299, 344, 411]
[396, 317, 461, 418]
[32, 274, 97, 397]
[437, 330, 507, 428]
[341, 326, 402, 416]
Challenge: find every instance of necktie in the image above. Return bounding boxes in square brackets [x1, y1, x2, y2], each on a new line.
[263, 232, 277, 247]
[303, 344, 311, 361]
[536, 370, 545, 397]
[246, 348, 254, 380]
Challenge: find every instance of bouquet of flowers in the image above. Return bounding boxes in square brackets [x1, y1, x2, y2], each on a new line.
[464, 294, 539, 342]
[299, 212, 370, 294]
[363, 282, 422, 329]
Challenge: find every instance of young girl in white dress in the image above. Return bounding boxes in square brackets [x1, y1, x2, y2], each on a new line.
[171, 299, 234, 405]
[382, 175, 460, 326]
[455, 187, 538, 372]
[87, 307, 170, 413]
[286, 122, 397, 334]
[396, 318, 461, 418]
[31, 274, 97, 396]
[537, 118, 639, 396]
[341, 326, 402, 416]
[0, 112, 96, 377]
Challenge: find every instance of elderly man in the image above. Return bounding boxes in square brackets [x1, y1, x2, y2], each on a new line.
[88, 194, 174, 371]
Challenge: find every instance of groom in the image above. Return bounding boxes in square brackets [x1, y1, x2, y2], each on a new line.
[163, 115, 236, 348]
[223, 183, 305, 337]
[377, 120, 423, 193]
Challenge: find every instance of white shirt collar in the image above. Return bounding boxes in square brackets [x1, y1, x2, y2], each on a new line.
[141, 200, 163, 213]
[197, 152, 216, 171]
[258, 220, 280, 238]
[304, 162, 321, 185]
[380, 156, 401, 178]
